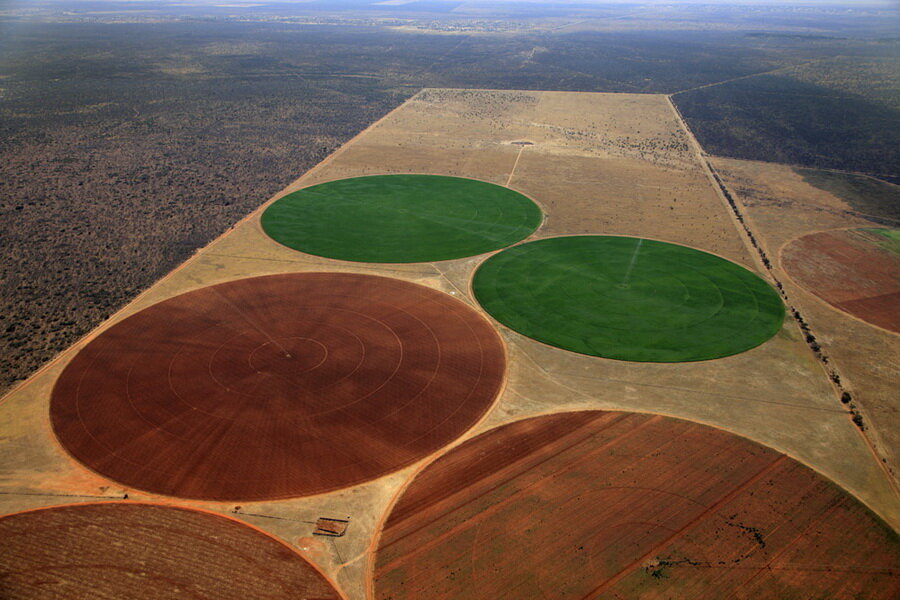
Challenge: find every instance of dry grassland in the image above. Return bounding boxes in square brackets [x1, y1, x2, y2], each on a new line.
[0, 90, 896, 600]
[712, 156, 900, 485]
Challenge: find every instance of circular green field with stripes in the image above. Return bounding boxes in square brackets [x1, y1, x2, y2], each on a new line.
[261, 175, 542, 263]
[473, 236, 785, 362]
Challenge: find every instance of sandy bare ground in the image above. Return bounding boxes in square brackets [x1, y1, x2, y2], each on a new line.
[711, 156, 900, 492]
[0, 89, 896, 600]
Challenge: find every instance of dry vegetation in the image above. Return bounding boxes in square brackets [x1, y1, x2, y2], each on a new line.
[711, 157, 900, 481]
[1, 13, 897, 392]
[0, 40, 406, 392]
[1, 88, 898, 600]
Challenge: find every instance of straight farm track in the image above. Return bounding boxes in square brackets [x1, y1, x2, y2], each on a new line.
[375, 411, 900, 600]
[2, 90, 898, 600]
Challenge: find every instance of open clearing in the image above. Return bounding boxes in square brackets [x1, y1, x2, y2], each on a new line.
[473, 235, 784, 362]
[1, 90, 897, 599]
[781, 228, 899, 334]
[50, 272, 505, 501]
[262, 174, 541, 263]
[713, 157, 900, 482]
[0, 503, 342, 599]
[375, 411, 900, 599]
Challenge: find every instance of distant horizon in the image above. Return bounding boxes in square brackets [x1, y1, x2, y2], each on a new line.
[16, 0, 900, 7]
[6, 0, 898, 16]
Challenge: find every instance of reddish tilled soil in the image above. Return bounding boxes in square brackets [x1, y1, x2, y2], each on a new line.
[0, 503, 342, 599]
[782, 229, 899, 332]
[51, 273, 505, 501]
[374, 411, 900, 599]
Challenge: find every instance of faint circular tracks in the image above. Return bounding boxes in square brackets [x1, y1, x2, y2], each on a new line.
[261, 174, 542, 263]
[473, 235, 785, 361]
[781, 228, 899, 333]
[374, 411, 900, 600]
[0, 503, 342, 600]
[51, 273, 506, 501]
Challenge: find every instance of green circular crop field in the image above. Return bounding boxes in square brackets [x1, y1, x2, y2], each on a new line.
[473, 236, 785, 362]
[261, 175, 542, 263]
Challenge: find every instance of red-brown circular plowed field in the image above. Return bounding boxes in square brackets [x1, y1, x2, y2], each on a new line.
[782, 228, 899, 333]
[374, 411, 900, 599]
[0, 503, 342, 599]
[51, 273, 505, 501]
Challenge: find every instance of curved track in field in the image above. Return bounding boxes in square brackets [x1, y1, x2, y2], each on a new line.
[474, 235, 784, 361]
[261, 174, 542, 263]
[782, 228, 899, 334]
[51, 273, 505, 501]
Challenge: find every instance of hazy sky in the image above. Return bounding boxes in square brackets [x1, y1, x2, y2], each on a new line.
[2, 0, 896, 14]
[14, 0, 899, 5]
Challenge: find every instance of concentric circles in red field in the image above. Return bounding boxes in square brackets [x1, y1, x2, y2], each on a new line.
[51, 273, 506, 501]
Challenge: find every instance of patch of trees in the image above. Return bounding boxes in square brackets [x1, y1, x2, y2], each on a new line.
[675, 74, 900, 179]
[0, 26, 408, 392]
[708, 164, 866, 432]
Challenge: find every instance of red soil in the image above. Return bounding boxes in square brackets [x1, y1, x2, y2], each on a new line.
[51, 273, 505, 501]
[0, 503, 341, 599]
[782, 229, 899, 332]
[374, 411, 900, 599]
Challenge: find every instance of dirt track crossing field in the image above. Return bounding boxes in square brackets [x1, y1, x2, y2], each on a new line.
[0, 503, 342, 599]
[781, 228, 899, 333]
[374, 411, 900, 600]
[50, 273, 505, 501]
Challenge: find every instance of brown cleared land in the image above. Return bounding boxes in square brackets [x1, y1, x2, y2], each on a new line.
[50, 273, 505, 501]
[782, 229, 899, 333]
[0, 502, 342, 599]
[375, 411, 900, 599]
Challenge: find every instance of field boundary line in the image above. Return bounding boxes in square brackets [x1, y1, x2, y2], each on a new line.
[665, 95, 769, 275]
[667, 96, 900, 503]
[712, 160, 900, 503]
[670, 58, 825, 96]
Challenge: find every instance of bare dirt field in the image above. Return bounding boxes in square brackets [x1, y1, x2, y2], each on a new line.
[0, 502, 342, 599]
[374, 411, 900, 599]
[1, 89, 897, 600]
[712, 157, 900, 485]
[50, 272, 505, 501]
[781, 228, 899, 333]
